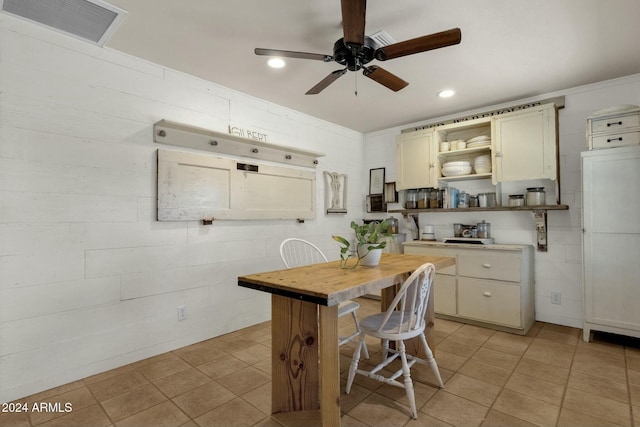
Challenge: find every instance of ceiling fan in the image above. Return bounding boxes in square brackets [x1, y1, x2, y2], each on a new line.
[255, 0, 461, 95]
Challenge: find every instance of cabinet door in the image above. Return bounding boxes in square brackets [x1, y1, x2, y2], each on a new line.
[458, 277, 522, 328]
[396, 130, 436, 190]
[492, 103, 557, 183]
[434, 274, 456, 315]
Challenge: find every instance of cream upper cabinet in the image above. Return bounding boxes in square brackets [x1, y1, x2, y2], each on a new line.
[395, 129, 436, 190]
[491, 103, 557, 184]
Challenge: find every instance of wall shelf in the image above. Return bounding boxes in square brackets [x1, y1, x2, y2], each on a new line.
[389, 205, 569, 214]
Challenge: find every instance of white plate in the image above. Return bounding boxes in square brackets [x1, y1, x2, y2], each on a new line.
[442, 166, 472, 176]
[468, 135, 491, 143]
[466, 140, 491, 148]
[443, 161, 471, 167]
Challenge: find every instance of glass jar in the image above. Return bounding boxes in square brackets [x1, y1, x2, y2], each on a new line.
[469, 195, 479, 207]
[417, 188, 429, 209]
[458, 191, 469, 208]
[508, 194, 525, 207]
[526, 187, 546, 206]
[405, 189, 418, 209]
[428, 188, 439, 208]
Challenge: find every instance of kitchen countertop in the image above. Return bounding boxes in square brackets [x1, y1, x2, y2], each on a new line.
[403, 240, 532, 250]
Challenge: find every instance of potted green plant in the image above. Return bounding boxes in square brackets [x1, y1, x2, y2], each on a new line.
[332, 220, 391, 268]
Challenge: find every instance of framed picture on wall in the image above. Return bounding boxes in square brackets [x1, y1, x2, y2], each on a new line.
[369, 167, 385, 195]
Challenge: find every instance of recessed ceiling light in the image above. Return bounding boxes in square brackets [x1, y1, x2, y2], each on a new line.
[268, 58, 285, 68]
[438, 89, 455, 98]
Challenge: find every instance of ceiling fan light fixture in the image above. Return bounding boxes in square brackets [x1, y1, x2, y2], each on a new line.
[268, 58, 286, 68]
[438, 89, 455, 98]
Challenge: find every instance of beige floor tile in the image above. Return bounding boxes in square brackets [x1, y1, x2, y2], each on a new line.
[457, 360, 512, 388]
[480, 409, 538, 427]
[348, 392, 414, 426]
[435, 338, 479, 359]
[433, 350, 468, 372]
[448, 324, 496, 347]
[35, 404, 111, 427]
[24, 380, 86, 403]
[375, 378, 438, 411]
[504, 372, 565, 405]
[213, 335, 262, 354]
[434, 319, 464, 336]
[28, 386, 98, 425]
[406, 412, 455, 427]
[567, 370, 629, 403]
[253, 358, 272, 376]
[421, 391, 488, 427]
[172, 342, 226, 367]
[630, 383, 640, 406]
[135, 354, 191, 382]
[171, 381, 236, 418]
[562, 388, 631, 427]
[340, 413, 369, 427]
[482, 331, 532, 357]
[627, 369, 640, 386]
[194, 397, 267, 427]
[86, 371, 149, 402]
[522, 338, 575, 369]
[232, 343, 271, 365]
[115, 401, 189, 427]
[152, 367, 211, 398]
[556, 407, 622, 427]
[216, 366, 271, 396]
[196, 355, 248, 379]
[571, 359, 627, 384]
[536, 324, 580, 345]
[241, 382, 271, 415]
[574, 344, 626, 368]
[340, 382, 373, 414]
[514, 358, 570, 386]
[493, 388, 560, 427]
[83, 365, 135, 385]
[100, 383, 167, 422]
[0, 410, 30, 427]
[470, 347, 520, 371]
[442, 373, 500, 407]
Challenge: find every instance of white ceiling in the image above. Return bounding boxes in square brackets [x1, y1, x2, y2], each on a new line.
[105, 0, 640, 133]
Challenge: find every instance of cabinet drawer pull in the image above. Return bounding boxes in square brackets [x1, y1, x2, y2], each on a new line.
[482, 263, 491, 268]
[483, 291, 492, 297]
[607, 137, 623, 143]
[606, 121, 623, 127]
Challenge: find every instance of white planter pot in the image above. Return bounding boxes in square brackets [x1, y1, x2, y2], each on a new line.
[357, 247, 383, 267]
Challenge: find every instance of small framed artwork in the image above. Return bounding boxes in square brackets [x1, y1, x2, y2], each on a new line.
[369, 167, 385, 195]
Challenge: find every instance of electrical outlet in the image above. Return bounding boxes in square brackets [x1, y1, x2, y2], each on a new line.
[177, 305, 187, 321]
[550, 292, 561, 305]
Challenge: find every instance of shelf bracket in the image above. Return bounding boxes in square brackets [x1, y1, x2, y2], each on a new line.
[533, 210, 548, 252]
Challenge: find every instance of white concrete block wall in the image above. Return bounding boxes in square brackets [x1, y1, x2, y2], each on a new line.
[0, 16, 364, 402]
[364, 73, 640, 329]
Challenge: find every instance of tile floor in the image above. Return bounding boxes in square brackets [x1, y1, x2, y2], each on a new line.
[3, 297, 640, 427]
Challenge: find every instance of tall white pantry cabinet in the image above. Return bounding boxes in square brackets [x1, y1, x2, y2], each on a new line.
[581, 144, 640, 341]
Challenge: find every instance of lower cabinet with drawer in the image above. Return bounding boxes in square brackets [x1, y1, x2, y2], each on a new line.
[404, 242, 535, 334]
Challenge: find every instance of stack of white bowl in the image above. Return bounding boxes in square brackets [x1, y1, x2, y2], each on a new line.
[474, 154, 491, 174]
[442, 161, 472, 177]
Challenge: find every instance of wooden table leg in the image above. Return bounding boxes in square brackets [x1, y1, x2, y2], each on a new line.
[319, 304, 340, 427]
[271, 295, 319, 413]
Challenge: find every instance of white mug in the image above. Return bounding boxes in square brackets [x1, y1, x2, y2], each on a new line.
[440, 142, 450, 152]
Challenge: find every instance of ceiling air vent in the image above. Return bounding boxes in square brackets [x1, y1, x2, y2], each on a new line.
[369, 30, 396, 47]
[1, 0, 127, 46]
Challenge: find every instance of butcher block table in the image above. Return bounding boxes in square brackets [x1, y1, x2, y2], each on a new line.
[237, 252, 455, 427]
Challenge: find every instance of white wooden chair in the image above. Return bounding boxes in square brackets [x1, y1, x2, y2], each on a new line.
[279, 238, 369, 358]
[345, 263, 443, 419]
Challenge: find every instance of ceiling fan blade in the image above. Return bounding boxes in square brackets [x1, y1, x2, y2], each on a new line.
[363, 66, 408, 92]
[375, 28, 462, 61]
[306, 69, 348, 95]
[255, 48, 333, 62]
[341, 0, 366, 46]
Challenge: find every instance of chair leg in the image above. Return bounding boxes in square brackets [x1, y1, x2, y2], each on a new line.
[419, 333, 444, 388]
[398, 340, 418, 419]
[345, 332, 365, 394]
[381, 339, 389, 360]
[351, 310, 369, 359]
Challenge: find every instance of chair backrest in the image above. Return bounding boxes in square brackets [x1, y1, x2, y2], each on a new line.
[377, 263, 436, 335]
[280, 238, 328, 268]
